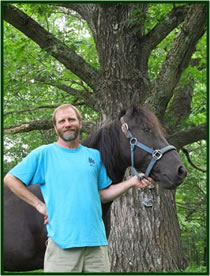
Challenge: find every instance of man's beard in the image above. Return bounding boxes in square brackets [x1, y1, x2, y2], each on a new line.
[57, 128, 79, 142]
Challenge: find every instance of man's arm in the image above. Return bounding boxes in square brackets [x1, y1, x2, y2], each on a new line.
[4, 173, 48, 224]
[99, 174, 153, 204]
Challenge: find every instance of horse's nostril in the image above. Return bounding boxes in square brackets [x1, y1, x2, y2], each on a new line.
[178, 165, 187, 177]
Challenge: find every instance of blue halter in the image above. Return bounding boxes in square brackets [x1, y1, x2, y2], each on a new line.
[120, 117, 176, 181]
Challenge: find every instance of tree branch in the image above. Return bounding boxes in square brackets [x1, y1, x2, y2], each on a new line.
[56, 4, 97, 34]
[164, 81, 193, 134]
[168, 123, 206, 150]
[181, 148, 206, 172]
[164, 56, 206, 133]
[34, 77, 97, 110]
[149, 4, 206, 120]
[143, 5, 189, 51]
[4, 119, 95, 135]
[3, 4, 98, 90]
[56, 4, 95, 20]
[4, 105, 59, 117]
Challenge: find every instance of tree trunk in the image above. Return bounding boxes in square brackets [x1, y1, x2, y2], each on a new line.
[109, 181, 187, 272]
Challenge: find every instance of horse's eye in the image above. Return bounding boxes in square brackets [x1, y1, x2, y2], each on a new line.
[144, 128, 151, 133]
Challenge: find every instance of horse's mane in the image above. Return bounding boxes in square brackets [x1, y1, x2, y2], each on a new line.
[83, 119, 126, 181]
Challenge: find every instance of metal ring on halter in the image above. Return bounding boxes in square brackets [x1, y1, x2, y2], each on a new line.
[121, 123, 129, 138]
[152, 149, 163, 160]
[130, 137, 137, 145]
[121, 123, 128, 132]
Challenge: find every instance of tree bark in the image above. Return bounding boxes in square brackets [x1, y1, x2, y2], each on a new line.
[168, 123, 206, 149]
[109, 185, 187, 272]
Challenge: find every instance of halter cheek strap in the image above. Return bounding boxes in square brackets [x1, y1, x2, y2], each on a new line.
[120, 117, 176, 181]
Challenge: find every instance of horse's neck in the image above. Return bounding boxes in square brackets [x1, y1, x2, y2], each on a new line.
[102, 146, 128, 184]
[82, 123, 128, 184]
[107, 167, 126, 184]
[84, 141, 126, 184]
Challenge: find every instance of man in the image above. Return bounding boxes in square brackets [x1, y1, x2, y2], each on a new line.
[4, 104, 153, 272]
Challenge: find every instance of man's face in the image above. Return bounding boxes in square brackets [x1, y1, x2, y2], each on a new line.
[54, 108, 82, 142]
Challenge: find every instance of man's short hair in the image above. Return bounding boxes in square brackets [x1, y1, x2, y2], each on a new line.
[53, 104, 82, 126]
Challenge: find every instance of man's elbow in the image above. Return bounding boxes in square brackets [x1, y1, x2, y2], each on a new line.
[99, 190, 110, 204]
[100, 193, 107, 204]
[4, 173, 10, 186]
[4, 173, 17, 188]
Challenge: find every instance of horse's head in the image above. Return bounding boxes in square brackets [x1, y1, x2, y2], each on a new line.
[119, 106, 187, 189]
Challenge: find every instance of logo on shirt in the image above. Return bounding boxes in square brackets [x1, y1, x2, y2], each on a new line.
[88, 157, 95, 166]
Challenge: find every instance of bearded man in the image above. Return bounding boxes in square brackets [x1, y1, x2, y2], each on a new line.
[4, 104, 152, 272]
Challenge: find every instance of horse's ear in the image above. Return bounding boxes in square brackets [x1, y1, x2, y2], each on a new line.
[125, 105, 138, 118]
[119, 106, 134, 120]
[131, 91, 138, 106]
[118, 109, 126, 119]
[119, 104, 138, 120]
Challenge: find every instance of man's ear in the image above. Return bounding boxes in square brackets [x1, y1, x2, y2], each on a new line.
[79, 121, 82, 129]
[54, 125, 58, 135]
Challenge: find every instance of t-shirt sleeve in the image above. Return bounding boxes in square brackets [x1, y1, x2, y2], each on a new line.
[97, 152, 112, 190]
[9, 147, 45, 186]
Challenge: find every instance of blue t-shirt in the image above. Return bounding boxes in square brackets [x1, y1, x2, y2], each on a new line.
[9, 143, 112, 249]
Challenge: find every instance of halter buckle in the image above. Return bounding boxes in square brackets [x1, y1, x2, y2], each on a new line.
[152, 149, 163, 160]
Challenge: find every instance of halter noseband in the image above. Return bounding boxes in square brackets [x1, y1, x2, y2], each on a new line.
[120, 116, 176, 181]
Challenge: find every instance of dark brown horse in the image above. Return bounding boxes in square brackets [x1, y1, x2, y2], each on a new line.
[3, 106, 187, 271]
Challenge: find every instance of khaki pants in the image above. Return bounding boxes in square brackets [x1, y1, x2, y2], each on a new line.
[44, 238, 110, 272]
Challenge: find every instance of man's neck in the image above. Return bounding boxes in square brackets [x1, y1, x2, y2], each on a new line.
[56, 138, 80, 149]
